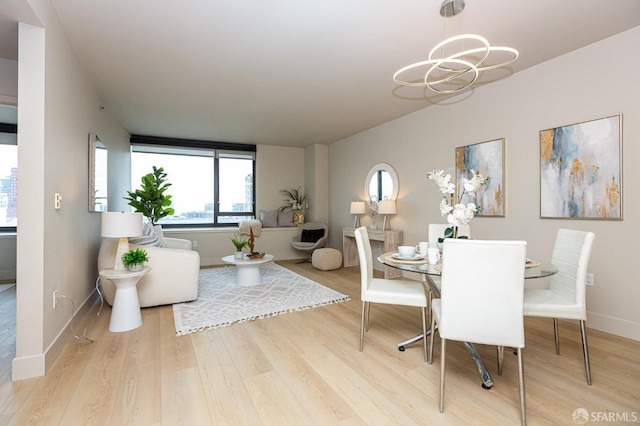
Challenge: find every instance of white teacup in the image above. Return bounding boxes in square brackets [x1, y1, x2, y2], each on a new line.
[415, 242, 428, 256]
[398, 245, 416, 258]
[427, 248, 441, 264]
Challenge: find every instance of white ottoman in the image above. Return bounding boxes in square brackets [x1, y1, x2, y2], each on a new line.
[312, 248, 342, 271]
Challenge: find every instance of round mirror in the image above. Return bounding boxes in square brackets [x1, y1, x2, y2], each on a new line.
[364, 163, 398, 201]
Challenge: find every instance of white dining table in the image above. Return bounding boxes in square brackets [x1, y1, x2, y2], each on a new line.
[378, 251, 558, 389]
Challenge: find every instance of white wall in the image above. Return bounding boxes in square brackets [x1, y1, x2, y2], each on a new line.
[0, 58, 18, 105]
[256, 144, 305, 212]
[13, 0, 130, 380]
[305, 144, 329, 224]
[0, 235, 16, 280]
[328, 27, 640, 341]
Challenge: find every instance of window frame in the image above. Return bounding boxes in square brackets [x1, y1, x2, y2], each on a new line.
[0, 123, 18, 233]
[130, 135, 256, 228]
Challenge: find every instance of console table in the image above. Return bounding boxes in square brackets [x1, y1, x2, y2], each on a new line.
[342, 227, 402, 279]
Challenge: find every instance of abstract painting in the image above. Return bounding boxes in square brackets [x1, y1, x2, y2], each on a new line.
[455, 138, 505, 217]
[540, 115, 622, 219]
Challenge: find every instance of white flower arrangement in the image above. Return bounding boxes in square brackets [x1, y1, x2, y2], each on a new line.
[279, 188, 308, 212]
[428, 168, 490, 238]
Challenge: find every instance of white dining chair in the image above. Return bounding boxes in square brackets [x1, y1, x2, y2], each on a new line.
[523, 228, 595, 385]
[426, 223, 471, 292]
[354, 227, 429, 361]
[428, 238, 528, 425]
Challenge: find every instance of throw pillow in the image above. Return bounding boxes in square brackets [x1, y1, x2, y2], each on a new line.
[259, 210, 278, 228]
[129, 222, 163, 247]
[300, 228, 325, 243]
[278, 210, 294, 227]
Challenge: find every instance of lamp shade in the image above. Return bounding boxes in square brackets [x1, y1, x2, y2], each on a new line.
[378, 200, 397, 215]
[101, 212, 144, 238]
[350, 201, 366, 214]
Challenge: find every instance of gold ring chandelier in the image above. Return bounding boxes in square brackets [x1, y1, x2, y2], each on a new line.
[393, 0, 519, 94]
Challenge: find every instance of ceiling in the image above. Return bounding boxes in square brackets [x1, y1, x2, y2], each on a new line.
[2, 0, 640, 147]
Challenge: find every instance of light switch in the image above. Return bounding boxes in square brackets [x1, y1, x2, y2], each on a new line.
[54, 193, 62, 209]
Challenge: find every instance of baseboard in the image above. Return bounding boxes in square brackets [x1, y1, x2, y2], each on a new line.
[43, 289, 101, 377]
[0, 274, 16, 283]
[587, 311, 640, 341]
[12, 353, 45, 381]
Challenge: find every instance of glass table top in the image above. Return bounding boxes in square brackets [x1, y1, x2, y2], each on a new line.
[377, 252, 558, 280]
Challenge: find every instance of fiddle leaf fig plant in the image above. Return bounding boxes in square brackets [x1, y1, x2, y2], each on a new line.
[125, 166, 175, 225]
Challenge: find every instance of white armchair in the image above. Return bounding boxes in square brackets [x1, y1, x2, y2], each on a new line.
[98, 237, 200, 308]
[290, 222, 328, 260]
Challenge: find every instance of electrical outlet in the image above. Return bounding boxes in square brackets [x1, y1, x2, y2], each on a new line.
[586, 273, 594, 287]
[53, 290, 59, 308]
[192, 240, 198, 248]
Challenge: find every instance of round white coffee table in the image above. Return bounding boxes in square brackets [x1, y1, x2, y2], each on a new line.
[221, 254, 274, 286]
[99, 266, 150, 332]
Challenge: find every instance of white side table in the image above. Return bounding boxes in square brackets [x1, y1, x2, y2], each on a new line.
[221, 254, 274, 286]
[99, 267, 150, 332]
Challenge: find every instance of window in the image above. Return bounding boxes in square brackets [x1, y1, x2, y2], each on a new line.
[130, 135, 256, 227]
[368, 170, 393, 202]
[0, 125, 18, 231]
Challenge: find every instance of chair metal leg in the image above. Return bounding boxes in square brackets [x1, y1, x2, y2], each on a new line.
[422, 276, 432, 326]
[365, 302, 371, 331]
[497, 346, 504, 375]
[580, 320, 592, 386]
[428, 311, 436, 365]
[359, 301, 366, 352]
[439, 338, 446, 413]
[421, 307, 428, 363]
[516, 347, 527, 426]
[553, 318, 560, 354]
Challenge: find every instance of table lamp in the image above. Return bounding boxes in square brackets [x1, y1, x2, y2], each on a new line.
[377, 200, 396, 231]
[101, 212, 144, 270]
[350, 201, 366, 228]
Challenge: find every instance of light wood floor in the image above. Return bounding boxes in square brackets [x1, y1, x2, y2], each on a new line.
[0, 262, 638, 425]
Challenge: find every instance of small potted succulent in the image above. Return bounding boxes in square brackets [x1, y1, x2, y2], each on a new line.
[122, 248, 149, 272]
[230, 235, 249, 259]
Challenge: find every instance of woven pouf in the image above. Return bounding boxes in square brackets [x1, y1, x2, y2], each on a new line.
[312, 248, 342, 271]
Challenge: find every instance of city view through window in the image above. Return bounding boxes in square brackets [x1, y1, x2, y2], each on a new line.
[0, 146, 254, 228]
[0, 144, 17, 228]
[131, 151, 254, 225]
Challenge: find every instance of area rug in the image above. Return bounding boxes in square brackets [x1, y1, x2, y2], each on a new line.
[172, 263, 349, 336]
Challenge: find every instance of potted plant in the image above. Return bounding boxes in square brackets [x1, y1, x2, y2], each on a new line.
[122, 248, 149, 272]
[230, 235, 249, 259]
[125, 166, 175, 225]
[427, 168, 489, 247]
[279, 187, 308, 226]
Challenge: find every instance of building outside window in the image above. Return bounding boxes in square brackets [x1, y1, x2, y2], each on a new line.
[0, 139, 17, 230]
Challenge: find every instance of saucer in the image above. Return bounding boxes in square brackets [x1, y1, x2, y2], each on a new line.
[392, 253, 425, 261]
